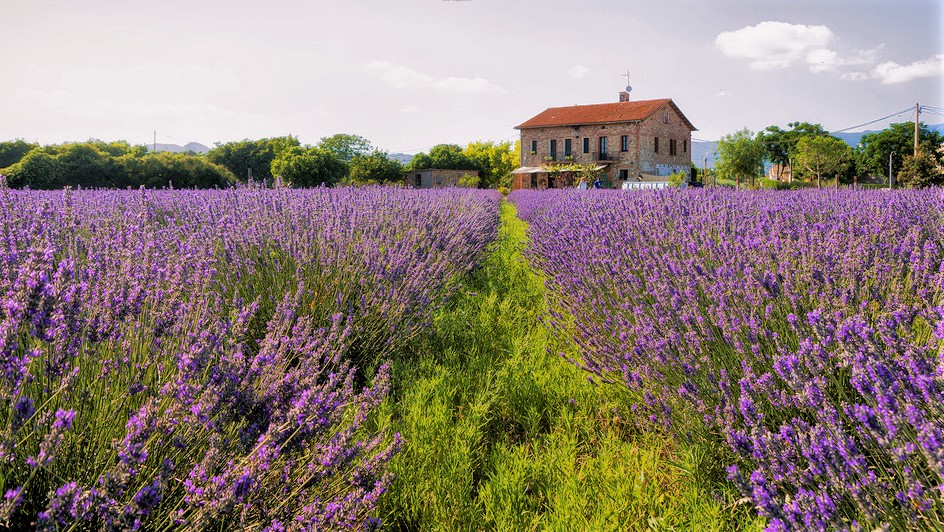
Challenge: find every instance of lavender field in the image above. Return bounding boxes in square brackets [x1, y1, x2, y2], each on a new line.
[4, 184, 942, 531]
[0, 186, 499, 529]
[511, 188, 944, 530]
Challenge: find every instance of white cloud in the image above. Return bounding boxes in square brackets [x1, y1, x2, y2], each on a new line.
[367, 61, 504, 93]
[840, 71, 870, 81]
[716, 21, 834, 70]
[398, 105, 421, 114]
[566, 65, 589, 79]
[714, 89, 729, 97]
[872, 54, 944, 84]
[715, 21, 881, 76]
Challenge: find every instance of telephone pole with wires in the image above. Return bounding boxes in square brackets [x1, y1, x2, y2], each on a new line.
[914, 103, 920, 156]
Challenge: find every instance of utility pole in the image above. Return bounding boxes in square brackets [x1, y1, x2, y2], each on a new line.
[154, 131, 157, 152]
[914, 102, 920, 156]
[702, 155, 707, 187]
[888, 152, 893, 189]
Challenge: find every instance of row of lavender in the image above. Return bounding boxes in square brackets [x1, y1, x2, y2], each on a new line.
[0, 186, 499, 530]
[511, 188, 944, 530]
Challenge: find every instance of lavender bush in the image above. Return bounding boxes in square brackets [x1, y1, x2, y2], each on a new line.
[511, 188, 944, 530]
[0, 185, 498, 529]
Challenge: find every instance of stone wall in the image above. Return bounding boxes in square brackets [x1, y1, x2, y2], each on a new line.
[405, 169, 479, 189]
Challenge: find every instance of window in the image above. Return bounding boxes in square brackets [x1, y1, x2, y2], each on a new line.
[663, 110, 669, 124]
[564, 138, 572, 157]
[654, 137, 659, 154]
[618, 169, 629, 180]
[683, 140, 687, 153]
[414, 174, 422, 187]
[530, 140, 537, 154]
[670, 139, 677, 156]
[582, 137, 590, 153]
[549, 139, 557, 159]
[531, 174, 538, 189]
[621, 135, 629, 152]
[599, 136, 608, 159]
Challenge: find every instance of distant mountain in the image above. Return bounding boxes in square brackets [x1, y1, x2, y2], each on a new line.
[388, 152, 414, 165]
[149, 142, 211, 154]
[692, 140, 719, 169]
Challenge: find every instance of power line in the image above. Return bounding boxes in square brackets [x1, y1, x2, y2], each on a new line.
[691, 105, 928, 143]
[828, 106, 914, 134]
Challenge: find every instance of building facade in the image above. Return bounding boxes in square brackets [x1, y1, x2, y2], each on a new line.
[405, 169, 479, 189]
[513, 94, 697, 190]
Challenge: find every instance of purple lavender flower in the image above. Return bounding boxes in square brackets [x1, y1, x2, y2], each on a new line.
[512, 188, 944, 528]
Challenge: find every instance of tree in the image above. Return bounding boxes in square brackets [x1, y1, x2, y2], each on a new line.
[715, 128, 763, 189]
[270, 146, 348, 188]
[124, 152, 236, 188]
[756, 122, 828, 169]
[347, 151, 403, 185]
[87, 140, 149, 158]
[856, 122, 944, 179]
[896, 146, 944, 188]
[406, 144, 478, 172]
[794, 135, 851, 188]
[4, 141, 236, 189]
[4, 150, 62, 188]
[317, 134, 373, 162]
[457, 172, 479, 188]
[207, 136, 300, 183]
[0, 140, 39, 170]
[462, 141, 519, 189]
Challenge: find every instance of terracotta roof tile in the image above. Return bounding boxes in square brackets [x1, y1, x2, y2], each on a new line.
[516, 98, 696, 130]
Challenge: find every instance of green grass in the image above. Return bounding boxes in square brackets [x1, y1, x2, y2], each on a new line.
[376, 202, 764, 531]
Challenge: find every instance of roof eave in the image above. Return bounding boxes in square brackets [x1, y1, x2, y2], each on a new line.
[516, 119, 643, 130]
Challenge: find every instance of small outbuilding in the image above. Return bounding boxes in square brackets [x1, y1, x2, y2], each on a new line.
[405, 169, 479, 189]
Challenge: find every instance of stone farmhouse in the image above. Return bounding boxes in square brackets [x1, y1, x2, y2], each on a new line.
[512, 92, 697, 190]
[405, 168, 479, 189]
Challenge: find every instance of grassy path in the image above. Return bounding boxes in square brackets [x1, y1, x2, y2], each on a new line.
[376, 202, 761, 531]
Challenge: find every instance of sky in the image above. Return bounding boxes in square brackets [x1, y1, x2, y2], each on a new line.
[1, 0, 941, 153]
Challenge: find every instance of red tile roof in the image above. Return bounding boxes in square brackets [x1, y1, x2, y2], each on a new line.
[515, 98, 696, 131]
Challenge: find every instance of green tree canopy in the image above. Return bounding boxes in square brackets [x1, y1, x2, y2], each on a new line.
[347, 151, 404, 185]
[124, 152, 236, 188]
[896, 146, 944, 188]
[0, 140, 39, 170]
[270, 146, 348, 188]
[715, 128, 763, 187]
[87, 140, 149, 158]
[5, 141, 234, 189]
[317, 134, 373, 162]
[462, 141, 519, 189]
[756, 122, 828, 167]
[407, 144, 478, 172]
[794, 135, 852, 188]
[5, 150, 62, 188]
[856, 122, 944, 179]
[207, 136, 300, 183]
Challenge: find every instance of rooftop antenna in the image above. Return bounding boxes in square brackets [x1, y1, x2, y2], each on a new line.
[619, 69, 632, 101]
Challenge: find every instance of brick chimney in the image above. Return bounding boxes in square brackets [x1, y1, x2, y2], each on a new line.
[618, 91, 630, 102]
